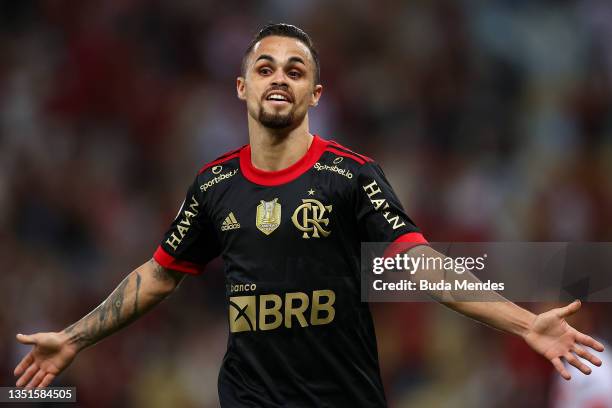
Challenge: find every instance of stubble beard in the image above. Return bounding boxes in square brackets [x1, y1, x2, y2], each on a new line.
[258, 106, 296, 130]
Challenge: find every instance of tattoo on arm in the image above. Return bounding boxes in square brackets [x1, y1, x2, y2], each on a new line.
[134, 272, 141, 315]
[62, 275, 132, 350]
[149, 258, 184, 287]
[62, 261, 179, 350]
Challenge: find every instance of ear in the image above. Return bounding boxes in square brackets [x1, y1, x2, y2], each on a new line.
[310, 84, 323, 107]
[237, 77, 246, 101]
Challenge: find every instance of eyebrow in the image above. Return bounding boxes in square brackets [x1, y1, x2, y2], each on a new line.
[255, 54, 274, 64]
[288, 56, 306, 66]
[254, 54, 306, 66]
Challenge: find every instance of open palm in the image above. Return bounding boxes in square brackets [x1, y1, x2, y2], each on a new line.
[524, 300, 604, 380]
[14, 332, 78, 388]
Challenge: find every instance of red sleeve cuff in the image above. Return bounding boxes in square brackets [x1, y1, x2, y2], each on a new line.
[153, 246, 206, 275]
[383, 232, 428, 258]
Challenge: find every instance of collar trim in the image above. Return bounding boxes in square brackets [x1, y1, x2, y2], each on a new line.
[240, 135, 328, 186]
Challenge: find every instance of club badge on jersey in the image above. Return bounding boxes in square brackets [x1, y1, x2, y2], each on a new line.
[291, 198, 332, 238]
[256, 198, 282, 235]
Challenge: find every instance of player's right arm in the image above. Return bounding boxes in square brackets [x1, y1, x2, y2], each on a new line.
[13, 259, 183, 388]
[14, 167, 221, 388]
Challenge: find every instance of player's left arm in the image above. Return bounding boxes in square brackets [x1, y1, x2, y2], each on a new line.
[352, 160, 603, 379]
[407, 244, 605, 380]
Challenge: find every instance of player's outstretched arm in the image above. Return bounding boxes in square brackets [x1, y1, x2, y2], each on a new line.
[407, 245, 605, 380]
[13, 259, 184, 388]
[446, 298, 604, 380]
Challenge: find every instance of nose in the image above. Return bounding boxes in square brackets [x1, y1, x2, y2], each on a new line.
[270, 69, 289, 87]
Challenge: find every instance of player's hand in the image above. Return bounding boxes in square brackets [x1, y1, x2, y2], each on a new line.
[14, 332, 78, 388]
[524, 300, 604, 380]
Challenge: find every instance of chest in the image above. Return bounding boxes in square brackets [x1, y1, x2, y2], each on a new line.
[205, 171, 354, 250]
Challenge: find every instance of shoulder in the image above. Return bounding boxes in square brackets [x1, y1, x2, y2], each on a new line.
[317, 137, 382, 181]
[194, 145, 245, 195]
[197, 146, 245, 176]
[320, 138, 375, 166]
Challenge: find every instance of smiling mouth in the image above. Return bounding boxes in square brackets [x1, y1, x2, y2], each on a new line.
[264, 91, 293, 104]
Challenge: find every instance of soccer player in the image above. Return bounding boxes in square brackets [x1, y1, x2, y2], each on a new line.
[14, 23, 604, 406]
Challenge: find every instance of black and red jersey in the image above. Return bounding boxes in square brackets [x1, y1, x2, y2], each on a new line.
[154, 135, 426, 407]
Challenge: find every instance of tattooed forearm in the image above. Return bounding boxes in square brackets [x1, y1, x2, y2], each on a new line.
[134, 272, 141, 315]
[149, 258, 184, 287]
[110, 277, 129, 326]
[61, 261, 179, 351]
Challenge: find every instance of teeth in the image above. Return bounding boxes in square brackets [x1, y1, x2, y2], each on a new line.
[268, 94, 287, 101]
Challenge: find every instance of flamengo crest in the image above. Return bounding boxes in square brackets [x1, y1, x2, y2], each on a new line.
[291, 198, 332, 239]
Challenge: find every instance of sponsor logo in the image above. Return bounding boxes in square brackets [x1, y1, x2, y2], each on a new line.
[228, 290, 336, 333]
[291, 198, 332, 238]
[256, 198, 281, 235]
[165, 196, 199, 250]
[362, 180, 406, 230]
[229, 296, 256, 332]
[229, 282, 257, 293]
[221, 212, 241, 231]
[212, 165, 223, 174]
[200, 169, 238, 192]
[333, 156, 343, 164]
[313, 162, 353, 179]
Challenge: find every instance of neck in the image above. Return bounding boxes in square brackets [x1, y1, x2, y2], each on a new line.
[247, 114, 313, 172]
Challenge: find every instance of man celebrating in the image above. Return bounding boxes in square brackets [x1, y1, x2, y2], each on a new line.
[14, 23, 604, 407]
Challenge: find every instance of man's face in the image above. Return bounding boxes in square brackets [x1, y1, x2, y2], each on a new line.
[237, 36, 322, 130]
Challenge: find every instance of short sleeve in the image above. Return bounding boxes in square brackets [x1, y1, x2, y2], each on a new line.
[153, 176, 221, 274]
[355, 162, 427, 246]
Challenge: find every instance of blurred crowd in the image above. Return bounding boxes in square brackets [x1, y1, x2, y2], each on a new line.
[1, 0, 612, 407]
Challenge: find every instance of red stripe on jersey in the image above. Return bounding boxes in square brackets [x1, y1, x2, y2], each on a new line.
[198, 152, 241, 174]
[240, 134, 328, 186]
[394, 232, 428, 244]
[325, 147, 367, 165]
[153, 246, 205, 275]
[328, 140, 373, 162]
[383, 232, 429, 258]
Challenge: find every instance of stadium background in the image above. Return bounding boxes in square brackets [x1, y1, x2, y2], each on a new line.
[1, 0, 611, 406]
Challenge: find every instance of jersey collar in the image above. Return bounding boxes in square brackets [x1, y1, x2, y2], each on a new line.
[240, 134, 328, 186]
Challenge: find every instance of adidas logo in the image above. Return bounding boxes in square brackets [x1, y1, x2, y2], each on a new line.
[221, 212, 241, 231]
